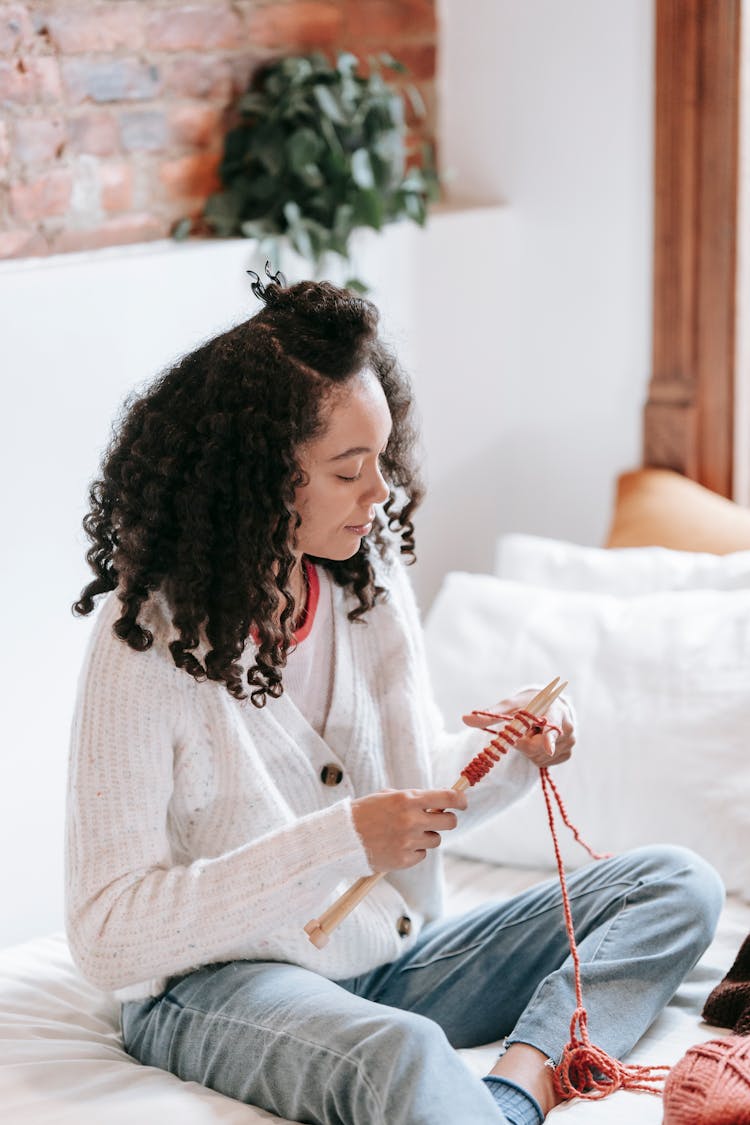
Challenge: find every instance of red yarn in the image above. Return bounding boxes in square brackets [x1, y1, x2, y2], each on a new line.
[537, 767, 669, 1100]
[464, 706, 669, 1102]
[662, 1036, 750, 1124]
[461, 710, 554, 785]
[537, 769, 612, 863]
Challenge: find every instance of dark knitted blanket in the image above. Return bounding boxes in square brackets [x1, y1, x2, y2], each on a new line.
[703, 933, 750, 1035]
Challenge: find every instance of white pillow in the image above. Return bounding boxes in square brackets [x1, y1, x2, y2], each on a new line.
[425, 572, 750, 902]
[495, 533, 750, 595]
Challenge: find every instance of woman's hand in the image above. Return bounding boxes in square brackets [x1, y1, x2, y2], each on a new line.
[351, 788, 468, 873]
[462, 690, 575, 768]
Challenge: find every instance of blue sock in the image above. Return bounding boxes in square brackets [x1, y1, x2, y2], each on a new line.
[481, 1075, 545, 1125]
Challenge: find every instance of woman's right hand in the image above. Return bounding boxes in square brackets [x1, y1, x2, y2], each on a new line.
[351, 788, 468, 873]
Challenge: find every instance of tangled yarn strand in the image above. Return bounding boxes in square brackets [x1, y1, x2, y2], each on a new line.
[539, 769, 612, 862]
[538, 767, 670, 1099]
[464, 702, 727, 1107]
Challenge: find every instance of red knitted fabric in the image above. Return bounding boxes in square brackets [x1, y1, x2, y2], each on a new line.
[460, 709, 542, 784]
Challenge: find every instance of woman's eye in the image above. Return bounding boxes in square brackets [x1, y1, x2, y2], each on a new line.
[337, 473, 361, 482]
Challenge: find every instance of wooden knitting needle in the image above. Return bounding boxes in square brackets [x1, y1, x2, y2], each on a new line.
[304, 676, 567, 949]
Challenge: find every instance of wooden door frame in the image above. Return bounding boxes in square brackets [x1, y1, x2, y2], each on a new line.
[645, 0, 741, 497]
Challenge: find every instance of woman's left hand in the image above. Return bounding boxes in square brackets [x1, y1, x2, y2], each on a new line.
[462, 689, 575, 768]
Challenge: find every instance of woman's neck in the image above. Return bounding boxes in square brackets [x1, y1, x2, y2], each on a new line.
[288, 557, 309, 627]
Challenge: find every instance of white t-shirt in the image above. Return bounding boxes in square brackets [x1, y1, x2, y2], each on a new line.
[283, 562, 335, 737]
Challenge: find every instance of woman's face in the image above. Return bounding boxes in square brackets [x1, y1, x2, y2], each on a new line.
[294, 371, 392, 561]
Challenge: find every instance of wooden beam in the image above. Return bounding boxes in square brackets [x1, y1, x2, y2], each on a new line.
[646, 0, 740, 496]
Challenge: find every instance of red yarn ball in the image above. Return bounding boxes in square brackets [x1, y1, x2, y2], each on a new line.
[663, 1036, 750, 1125]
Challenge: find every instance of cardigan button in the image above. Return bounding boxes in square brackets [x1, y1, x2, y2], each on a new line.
[396, 915, 412, 937]
[320, 763, 344, 786]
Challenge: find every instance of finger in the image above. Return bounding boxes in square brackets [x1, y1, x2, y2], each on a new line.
[515, 741, 551, 767]
[415, 789, 468, 811]
[462, 711, 499, 729]
[545, 737, 574, 765]
[553, 739, 574, 762]
[424, 810, 458, 831]
[547, 700, 573, 733]
[543, 729, 558, 757]
[421, 831, 443, 849]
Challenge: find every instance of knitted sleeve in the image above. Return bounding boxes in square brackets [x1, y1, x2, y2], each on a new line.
[64, 597, 370, 994]
[386, 555, 539, 828]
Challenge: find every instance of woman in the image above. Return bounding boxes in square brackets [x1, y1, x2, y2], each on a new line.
[66, 275, 723, 1125]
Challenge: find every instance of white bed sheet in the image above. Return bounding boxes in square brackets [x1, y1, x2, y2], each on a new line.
[2, 855, 747, 1125]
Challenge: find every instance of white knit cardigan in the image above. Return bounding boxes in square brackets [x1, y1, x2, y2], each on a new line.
[65, 548, 538, 1000]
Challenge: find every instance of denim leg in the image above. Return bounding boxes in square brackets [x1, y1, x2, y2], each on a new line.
[121, 959, 507, 1125]
[340, 845, 723, 1063]
[507, 845, 724, 1061]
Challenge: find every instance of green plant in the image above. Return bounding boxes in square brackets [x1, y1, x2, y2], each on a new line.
[194, 51, 439, 289]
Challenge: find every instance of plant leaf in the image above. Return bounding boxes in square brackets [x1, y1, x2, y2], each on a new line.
[203, 190, 243, 236]
[401, 167, 426, 193]
[344, 276, 370, 293]
[282, 56, 314, 86]
[283, 201, 302, 226]
[172, 217, 192, 241]
[353, 188, 383, 230]
[287, 222, 315, 261]
[240, 220, 274, 239]
[378, 52, 407, 74]
[313, 84, 346, 124]
[401, 191, 426, 224]
[351, 148, 375, 189]
[337, 52, 359, 75]
[238, 92, 269, 117]
[297, 163, 325, 189]
[287, 127, 323, 171]
[260, 235, 282, 266]
[319, 113, 345, 160]
[405, 84, 426, 120]
[388, 93, 405, 128]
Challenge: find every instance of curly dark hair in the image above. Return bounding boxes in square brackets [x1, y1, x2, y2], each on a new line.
[73, 276, 424, 707]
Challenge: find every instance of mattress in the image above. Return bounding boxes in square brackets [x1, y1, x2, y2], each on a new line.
[2, 854, 747, 1125]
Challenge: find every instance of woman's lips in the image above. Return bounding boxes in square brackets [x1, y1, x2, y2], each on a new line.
[345, 521, 373, 535]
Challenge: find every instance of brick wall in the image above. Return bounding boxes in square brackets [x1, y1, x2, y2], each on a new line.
[0, 0, 437, 259]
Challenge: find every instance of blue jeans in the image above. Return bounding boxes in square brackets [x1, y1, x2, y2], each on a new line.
[121, 845, 723, 1125]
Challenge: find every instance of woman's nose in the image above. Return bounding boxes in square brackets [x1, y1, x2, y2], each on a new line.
[363, 465, 389, 505]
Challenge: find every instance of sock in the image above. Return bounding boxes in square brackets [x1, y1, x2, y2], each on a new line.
[702, 932, 750, 1034]
[481, 1075, 544, 1125]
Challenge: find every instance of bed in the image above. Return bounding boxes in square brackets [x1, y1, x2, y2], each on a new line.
[1, 855, 748, 1124]
[3, 469, 749, 1123]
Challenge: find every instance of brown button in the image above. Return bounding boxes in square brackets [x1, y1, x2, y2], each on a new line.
[396, 915, 412, 937]
[320, 764, 344, 786]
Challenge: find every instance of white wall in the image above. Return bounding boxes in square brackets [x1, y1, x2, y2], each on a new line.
[435, 0, 654, 551]
[0, 241, 260, 948]
[0, 0, 654, 946]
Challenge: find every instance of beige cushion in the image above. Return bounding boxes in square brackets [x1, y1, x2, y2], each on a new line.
[606, 468, 750, 553]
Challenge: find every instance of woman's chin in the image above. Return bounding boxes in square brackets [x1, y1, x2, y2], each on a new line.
[303, 537, 365, 562]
